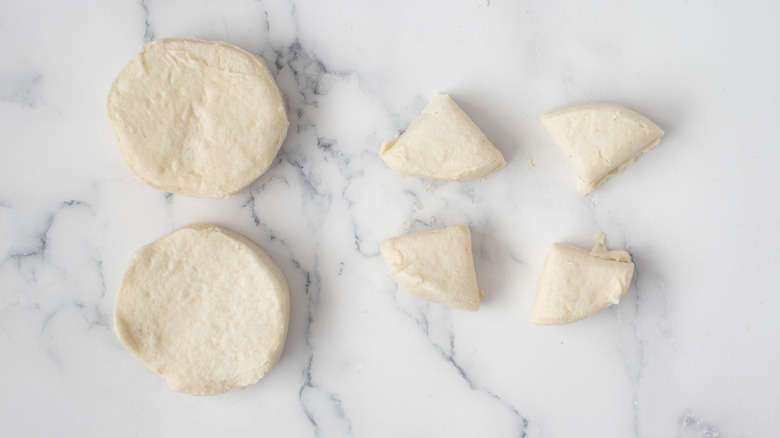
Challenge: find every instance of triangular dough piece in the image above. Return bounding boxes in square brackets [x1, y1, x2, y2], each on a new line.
[530, 233, 634, 325]
[381, 225, 483, 311]
[541, 102, 664, 194]
[380, 94, 505, 181]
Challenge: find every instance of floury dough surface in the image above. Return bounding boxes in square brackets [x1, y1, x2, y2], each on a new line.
[380, 225, 483, 311]
[530, 233, 634, 325]
[107, 38, 289, 198]
[380, 94, 506, 181]
[541, 102, 664, 194]
[113, 223, 290, 396]
[8, 1, 780, 436]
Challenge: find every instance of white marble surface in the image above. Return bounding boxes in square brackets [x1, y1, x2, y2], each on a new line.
[2, 0, 780, 436]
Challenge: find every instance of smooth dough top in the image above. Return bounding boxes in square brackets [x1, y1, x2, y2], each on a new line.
[380, 94, 505, 181]
[381, 224, 482, 311]
[530, 233, 634, 325]
[541, 102, 663, 194]
[114, 223, 290, 396]
[107, 38, 289, 198]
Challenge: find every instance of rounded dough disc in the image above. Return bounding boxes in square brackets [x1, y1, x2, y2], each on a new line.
[107, 38, 289, 198]
[114, 223, 290, 396]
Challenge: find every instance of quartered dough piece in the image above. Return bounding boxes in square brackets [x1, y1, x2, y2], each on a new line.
[541, 102, 664, 194]
[107, 38, 289, 198]
[380, 94, 505, 181]
[530, 233, 634, 325]
[114, 223, 290, 396]
[381, 225, 483, 311]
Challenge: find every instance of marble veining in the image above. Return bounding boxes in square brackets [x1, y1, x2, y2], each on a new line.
[2, 0, 780, 436]
[140, 0, 155, 43]
[0, 72, 43, 109]
[399, 302, 530, 434]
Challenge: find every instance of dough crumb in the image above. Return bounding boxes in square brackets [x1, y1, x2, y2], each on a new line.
[525, 151, 535, 169]
[399, 214, 412, 231]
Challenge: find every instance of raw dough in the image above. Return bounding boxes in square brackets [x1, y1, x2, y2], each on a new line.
[530, 233, 634, 325]
[107, 38, 288, 198]
[114, 223, 290, 395]
[381, 225, 483, 311]
[541, 102, 663, 194]
[380, 94, 505, 181]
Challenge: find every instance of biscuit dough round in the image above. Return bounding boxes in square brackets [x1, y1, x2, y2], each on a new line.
[107, 38, 288, 198]
[114, 223, 290, 396]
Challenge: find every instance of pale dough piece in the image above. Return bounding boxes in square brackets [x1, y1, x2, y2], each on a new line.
[107, 38, 289, 198]
[114, 223, 290, 395]
[381, 225, 483, 311]
[530, 233, 634, 325]
[380, 94, 505, 181]
[541, 102, 664, 194]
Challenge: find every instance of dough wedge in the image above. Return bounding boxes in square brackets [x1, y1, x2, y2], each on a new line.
[541, 102, 663, 194]
[380, 94, 505, 181]
[381, 225, 483, 311]
[530, 233, 634, 325]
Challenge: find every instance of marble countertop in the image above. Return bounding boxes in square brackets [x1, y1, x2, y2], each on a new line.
[3, 0, 780, 436]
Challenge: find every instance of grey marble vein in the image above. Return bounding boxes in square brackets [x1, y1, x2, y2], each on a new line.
[4, 1, 780, 435]
[245, 181, 349, 434]
[4, 200, 88, 268]
[396, 303, 531, 436]
[300, 358, 354, 438]
[680, 411, 720, 438]
[0, 72, 43, 109]
[139, 0, 155, 42]
[294, 259, 354, 438]
[87, 259, 110, 330]
[243, 49, 352, 427]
